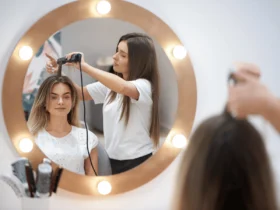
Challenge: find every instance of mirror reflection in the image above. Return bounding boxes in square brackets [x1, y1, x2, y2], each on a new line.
[23, 18, 178, 176]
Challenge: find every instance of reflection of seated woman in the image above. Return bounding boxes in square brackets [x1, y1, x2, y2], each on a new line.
[27, 75, 98, 175]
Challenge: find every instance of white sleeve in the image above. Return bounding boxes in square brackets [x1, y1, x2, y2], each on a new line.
[86, 82, 108, 104]
[129, 79, 153, 105]
[78, 129, 99, 159]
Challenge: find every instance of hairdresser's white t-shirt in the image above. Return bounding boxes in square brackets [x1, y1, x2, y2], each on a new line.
[35, 126, 98, 175]
[86, 79, 154, 160]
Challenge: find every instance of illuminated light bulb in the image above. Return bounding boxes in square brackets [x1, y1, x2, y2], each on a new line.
[19, 138, 33, 153]
[97, 180, 112, 195]
[172, 134, 187, 148]
[96, 0, 111, 15]
[172, 45, 187, 59]
[19, 46, 33, 60]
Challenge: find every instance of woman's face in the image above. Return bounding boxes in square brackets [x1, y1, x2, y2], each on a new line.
[46, 83, 72, 117]
[112, 41, 129, 76]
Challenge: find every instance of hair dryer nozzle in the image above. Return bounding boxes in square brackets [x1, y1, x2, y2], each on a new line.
[56, 53, 82, 65]
[68, 53, 82, 63]
[57, 57, 68, 65]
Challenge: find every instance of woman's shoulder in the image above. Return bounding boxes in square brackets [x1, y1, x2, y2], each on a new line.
[129, 79, 152, 102]
[34, 128, 47, 139]
[131, 78, 151, 91]
[135, 78, 151, 84]
[34, 128, 50, 147]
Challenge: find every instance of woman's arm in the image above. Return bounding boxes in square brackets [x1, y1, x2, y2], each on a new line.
[263, 97, 280, 133]
[228, 63, 280, 133]
[81, 63, 139, 100]
[64, 52, 140, 100]
[84, 147, 98, 176]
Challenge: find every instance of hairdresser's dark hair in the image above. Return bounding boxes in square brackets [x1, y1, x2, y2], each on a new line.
[175, 112, 277, 210]
[108, 32, 160, 147]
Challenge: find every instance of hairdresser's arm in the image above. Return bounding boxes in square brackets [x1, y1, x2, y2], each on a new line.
[228, 63, 280, 133]
[65, 53, 139, 100]
[84, 148, 98, 176]
[229, 86, 280, 133]
[82, 63, 139, 100]
[262, 97, 280, 133]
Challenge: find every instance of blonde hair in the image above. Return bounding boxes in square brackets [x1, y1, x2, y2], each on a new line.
[175, 112, 277, 210]
[27, 75, 80, 135]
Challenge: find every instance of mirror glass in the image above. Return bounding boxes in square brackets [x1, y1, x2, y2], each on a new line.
[22, 18, 177, 176]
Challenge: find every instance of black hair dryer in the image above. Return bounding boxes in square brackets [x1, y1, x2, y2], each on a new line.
[56, 53, 82, 76]
[57, 53, 82, 65]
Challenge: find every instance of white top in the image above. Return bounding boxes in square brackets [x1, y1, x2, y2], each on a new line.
[35, 126, 98, 175]
[86, 79, 154, 160]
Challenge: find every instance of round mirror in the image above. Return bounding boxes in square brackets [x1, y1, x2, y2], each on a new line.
[22, 18, 178, 176]
[2, 0, 196, 195]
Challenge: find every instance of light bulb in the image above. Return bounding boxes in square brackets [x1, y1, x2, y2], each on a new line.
[172, 134, 187, 148]
[96, 0, 111, 15]
[97, 180, 112, 195]
[19, 46, 33, 60]
[172, 45, 187, 59]
[19, 138, 33, 153]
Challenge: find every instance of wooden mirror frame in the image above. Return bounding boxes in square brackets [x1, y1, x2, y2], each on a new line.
[2, 0, 196, 196]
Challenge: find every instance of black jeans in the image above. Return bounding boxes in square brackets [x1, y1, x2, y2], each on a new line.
[109, 153, 152, 175]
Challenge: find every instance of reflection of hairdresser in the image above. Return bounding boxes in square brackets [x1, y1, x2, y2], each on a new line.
[174, 63, 279, 210]
[45, 33, 160, 174]
[27, 75, 98, 175]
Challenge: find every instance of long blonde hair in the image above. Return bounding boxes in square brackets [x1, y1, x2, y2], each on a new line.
[175, 112, 277, 210]
[27, 75, 80, 135]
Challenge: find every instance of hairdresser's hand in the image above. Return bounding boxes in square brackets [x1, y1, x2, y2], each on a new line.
[65, 52, 86, 70]
[230, 62, 261, 82]
[45, 53, 58, 74]
[227, 63, 273, 119]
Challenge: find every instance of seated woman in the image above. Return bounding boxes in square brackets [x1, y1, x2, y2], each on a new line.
[27, 75, 98, 175]
[175, 111, 277, 210]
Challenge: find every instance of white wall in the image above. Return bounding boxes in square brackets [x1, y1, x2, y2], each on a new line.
[0, 0, 280, 209]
